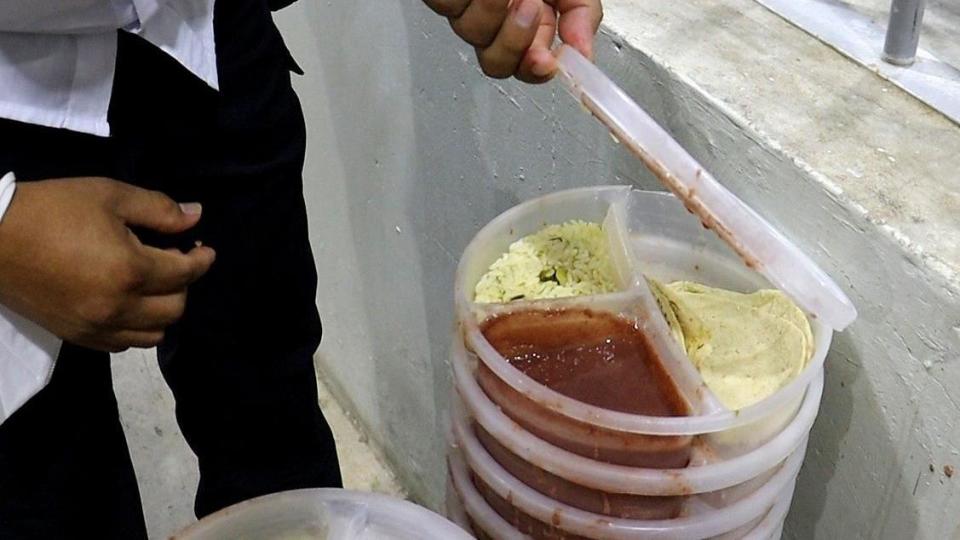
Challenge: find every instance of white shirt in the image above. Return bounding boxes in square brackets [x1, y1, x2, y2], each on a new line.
[0, 0, 217, 424]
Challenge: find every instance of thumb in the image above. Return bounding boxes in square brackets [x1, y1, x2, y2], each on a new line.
[115, 186, 202, 234]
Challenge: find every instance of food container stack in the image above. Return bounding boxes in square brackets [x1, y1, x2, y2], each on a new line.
[444, 47, 855, 540]
[444, 185, 849, 540]
[445, 187, 842, 539]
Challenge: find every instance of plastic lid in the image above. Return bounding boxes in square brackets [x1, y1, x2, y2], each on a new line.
[555, 46, 857, 330]
[171, 488, 473, 540]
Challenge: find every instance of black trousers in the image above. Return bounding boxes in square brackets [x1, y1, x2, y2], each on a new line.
[0, 1, 341, 538]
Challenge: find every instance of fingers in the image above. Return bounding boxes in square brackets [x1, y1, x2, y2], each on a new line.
[93, 330, 167, 352]
[476, 0, 544, 78]
[113, 330, 165, 349]
[113, 292, 188, 331]
[516, 6, 558, 83]
[549, 0, 603, 59]
[85, 251, 205, 350]
[451, 0, 509, 48]
[430, 0, 601, 83]
[136, 245, 217, 295]
[114, 184, 203, 234]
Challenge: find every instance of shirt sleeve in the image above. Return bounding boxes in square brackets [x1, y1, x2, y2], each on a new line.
[0, 1, 138, 34]
[0, 173, 62, 425]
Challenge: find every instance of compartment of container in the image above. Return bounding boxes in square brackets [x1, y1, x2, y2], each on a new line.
[469, 299, 697, 469]
[451, 405, 806, 540]
[621, 190, 833, 458]
[454, 186, 638, 317]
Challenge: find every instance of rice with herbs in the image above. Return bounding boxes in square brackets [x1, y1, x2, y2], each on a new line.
[473, 220, 618, 303]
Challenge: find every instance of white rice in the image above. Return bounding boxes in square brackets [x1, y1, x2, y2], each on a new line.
[473, 220, 618, 303]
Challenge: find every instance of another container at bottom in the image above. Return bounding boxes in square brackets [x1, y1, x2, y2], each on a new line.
[171, 488, 472, 540]
[449, 401, 808, 540]
[447, 444, 797, 540]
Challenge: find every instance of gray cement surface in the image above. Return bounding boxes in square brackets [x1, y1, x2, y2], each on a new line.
[111, 349, 403, 539]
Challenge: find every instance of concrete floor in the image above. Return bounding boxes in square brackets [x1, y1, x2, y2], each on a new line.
[111, 348, 404, 539]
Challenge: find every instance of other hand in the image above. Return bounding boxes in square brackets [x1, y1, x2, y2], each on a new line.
[0, 178, 216, 352]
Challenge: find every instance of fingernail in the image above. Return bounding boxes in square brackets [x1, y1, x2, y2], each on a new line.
[514, 0, 540, 29]
[180, 203, 202, 215]
[582, 44, 594, 61]
[531, 60, 554, 77]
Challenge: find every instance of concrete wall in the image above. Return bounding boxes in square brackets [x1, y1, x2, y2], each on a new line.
[274, 0, 628, 510]
[274, 1, 960, 537]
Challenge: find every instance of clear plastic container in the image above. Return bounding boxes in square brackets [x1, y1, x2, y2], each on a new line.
[456, 189, 833, 464]
[452, 340, 824, 507]
[447, 451, 789, 540]
[450, 411, 807, 540]
[170, 488, 472, 540]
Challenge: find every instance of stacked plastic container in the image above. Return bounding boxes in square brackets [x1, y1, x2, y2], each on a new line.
[444, 48, 856, 540]
[446, 187, 824, 539]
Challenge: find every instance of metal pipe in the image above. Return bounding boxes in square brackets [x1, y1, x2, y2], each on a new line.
[882, 0, 926, 66]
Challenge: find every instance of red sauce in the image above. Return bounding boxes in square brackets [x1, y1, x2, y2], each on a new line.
[481, 308, 689, 417]
[467, 308, 696, 528]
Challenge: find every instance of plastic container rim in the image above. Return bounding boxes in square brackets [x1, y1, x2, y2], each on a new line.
[451, 405, 807, 539]
[452, 339, 825, 494]
[171, 488, 471, 540]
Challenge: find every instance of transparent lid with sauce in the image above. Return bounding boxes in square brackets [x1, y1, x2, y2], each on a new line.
[554, 45, 857, 332]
